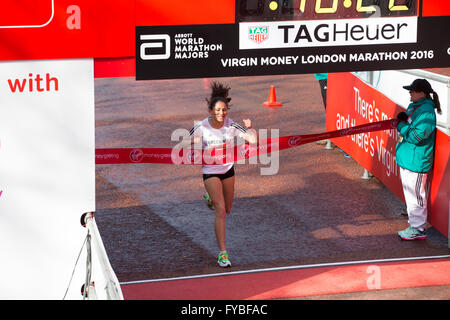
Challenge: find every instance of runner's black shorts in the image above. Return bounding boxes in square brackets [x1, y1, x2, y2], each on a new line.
[203, 166, 235, 181]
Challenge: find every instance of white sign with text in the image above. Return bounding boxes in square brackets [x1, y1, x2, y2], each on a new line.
[0, 58, 95, 299]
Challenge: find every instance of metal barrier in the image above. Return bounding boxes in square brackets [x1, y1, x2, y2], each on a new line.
[399, 69, 450, 132]
[351, 69, 450, 180]
[354, 69, 449, 132]
[81, 212, 124, 300]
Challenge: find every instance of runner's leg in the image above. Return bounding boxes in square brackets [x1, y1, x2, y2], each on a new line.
[204, 177, 227, 251]
[222, 175, 235, 214]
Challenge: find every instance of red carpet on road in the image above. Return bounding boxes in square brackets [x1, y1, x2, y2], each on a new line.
[121, 258, 450, 300]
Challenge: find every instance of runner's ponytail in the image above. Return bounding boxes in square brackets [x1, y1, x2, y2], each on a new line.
[206, 81, 231, 111]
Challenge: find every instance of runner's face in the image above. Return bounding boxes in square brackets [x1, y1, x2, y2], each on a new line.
[211, 101, 228, 122]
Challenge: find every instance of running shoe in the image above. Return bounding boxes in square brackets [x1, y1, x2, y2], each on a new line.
[339, 148, 352, 159]
[398, 226, 427, 240]
[217, 252, 231, 268]
[203, 193, 214, 210]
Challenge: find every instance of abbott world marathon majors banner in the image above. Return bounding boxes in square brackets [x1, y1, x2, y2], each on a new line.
[326, 72, 450, 239]
[136, 0, 450, 80]
[0, 59, 95, 299]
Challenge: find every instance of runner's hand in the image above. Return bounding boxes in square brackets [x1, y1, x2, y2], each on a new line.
[243, 119, 252, 129]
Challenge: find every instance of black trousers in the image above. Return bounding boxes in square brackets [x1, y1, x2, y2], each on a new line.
[318, 79, 327, 110]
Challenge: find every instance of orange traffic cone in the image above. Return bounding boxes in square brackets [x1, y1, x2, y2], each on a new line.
[263, 85, 282, 107]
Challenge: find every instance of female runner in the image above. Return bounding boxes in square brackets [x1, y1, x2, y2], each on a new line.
[188, 81, 257, 267]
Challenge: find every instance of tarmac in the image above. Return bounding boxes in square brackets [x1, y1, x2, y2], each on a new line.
[94, 70, 449, 300]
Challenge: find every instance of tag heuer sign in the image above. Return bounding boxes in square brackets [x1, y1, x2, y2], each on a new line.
[249, 26, 268, 44]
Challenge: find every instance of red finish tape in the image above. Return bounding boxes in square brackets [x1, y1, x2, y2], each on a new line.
[95, 119, 398, 165]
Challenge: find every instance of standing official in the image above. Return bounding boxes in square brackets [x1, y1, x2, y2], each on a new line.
[396, 78, 441, 240]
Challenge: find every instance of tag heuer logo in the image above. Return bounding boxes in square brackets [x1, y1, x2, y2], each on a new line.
[249, 26, 268, 44]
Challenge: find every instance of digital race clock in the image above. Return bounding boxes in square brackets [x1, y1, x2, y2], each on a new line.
[238, 0, 418, 21]
[137, 0, 449, 80]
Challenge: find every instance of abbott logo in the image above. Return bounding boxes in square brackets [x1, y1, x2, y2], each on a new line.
[140, 34, 170, 60]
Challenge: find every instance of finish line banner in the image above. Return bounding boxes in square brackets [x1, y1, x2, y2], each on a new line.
[96, 119, 397, 165]
[136, 0, 450, 80]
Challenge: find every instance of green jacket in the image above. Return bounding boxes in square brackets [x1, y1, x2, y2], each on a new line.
[395, 98, 437, 173]
[314, 73, 327, 81]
